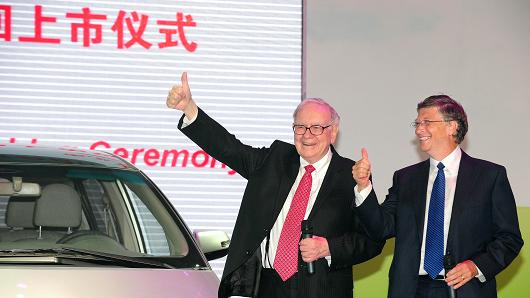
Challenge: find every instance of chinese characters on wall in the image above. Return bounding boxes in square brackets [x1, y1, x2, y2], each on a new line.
[0, 4, 197, 51]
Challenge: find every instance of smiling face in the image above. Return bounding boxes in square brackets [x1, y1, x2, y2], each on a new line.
[415, 107, 458, 160]
[293, 102, 338, 164]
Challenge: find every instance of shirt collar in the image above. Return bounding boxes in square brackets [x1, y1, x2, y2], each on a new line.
[300, 148, 332, 174]
[429, 146, 462, 175]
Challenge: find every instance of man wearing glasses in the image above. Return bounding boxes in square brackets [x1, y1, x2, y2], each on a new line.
[166, 72, 383, 298]
[352, 95, 523, 298]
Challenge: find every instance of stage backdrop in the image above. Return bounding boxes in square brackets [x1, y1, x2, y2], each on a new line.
[305, 0, 529, 297]
[0, 0, 303, 276]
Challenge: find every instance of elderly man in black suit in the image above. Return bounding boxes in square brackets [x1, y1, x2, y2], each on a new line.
[352, 95, 523, 298]
[167, 72, 382, 298]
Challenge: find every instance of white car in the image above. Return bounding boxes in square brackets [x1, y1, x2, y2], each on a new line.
[0, 145, 229, 297]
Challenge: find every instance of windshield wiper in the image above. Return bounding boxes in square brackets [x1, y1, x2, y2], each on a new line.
[0, 248, 174, 269]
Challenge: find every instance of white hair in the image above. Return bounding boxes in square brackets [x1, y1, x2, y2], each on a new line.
[292, 98, 340, 125]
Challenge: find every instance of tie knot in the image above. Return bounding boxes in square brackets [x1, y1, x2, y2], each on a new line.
[305, 165, 315, 174]
[437, 162, 445, 170]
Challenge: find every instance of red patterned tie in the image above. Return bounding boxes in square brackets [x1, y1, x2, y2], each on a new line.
[274, 164, 315, 281]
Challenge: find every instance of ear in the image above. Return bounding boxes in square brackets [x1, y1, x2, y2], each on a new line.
[448, 120, 458, 137]
[330, 124, 339, 144]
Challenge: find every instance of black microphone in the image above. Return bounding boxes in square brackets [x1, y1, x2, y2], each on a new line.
[444, 252, 457, 298]
[301, 220, 315, 275]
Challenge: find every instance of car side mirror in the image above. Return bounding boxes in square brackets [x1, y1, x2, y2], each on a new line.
[193, 230, 230, 261]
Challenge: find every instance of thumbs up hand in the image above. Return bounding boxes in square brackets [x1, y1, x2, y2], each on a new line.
[352, 148, 371, 190]
[167, 72, 198, 119]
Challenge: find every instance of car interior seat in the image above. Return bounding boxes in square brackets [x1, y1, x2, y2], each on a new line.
[2, 198, 37, 241]
[33, 183, 82, 241]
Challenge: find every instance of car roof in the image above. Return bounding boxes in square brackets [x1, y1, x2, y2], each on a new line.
[0, 145, 136, 170]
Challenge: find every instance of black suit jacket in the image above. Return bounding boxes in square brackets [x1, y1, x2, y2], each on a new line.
[356, 151, 523, 298]
[179, 108, 383, 298]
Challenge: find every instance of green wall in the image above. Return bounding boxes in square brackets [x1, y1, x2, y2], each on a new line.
[353, 207, 529, 297]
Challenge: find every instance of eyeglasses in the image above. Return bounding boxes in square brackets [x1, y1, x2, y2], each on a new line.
[293, 123, 333, 135]
[411, 119, 452, 128]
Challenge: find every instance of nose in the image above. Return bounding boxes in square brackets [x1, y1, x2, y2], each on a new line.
[415, 124, 424, 135]
[302, 128, 314, 138]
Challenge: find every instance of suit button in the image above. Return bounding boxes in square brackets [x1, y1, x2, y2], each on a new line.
[245, 251, 250, 255]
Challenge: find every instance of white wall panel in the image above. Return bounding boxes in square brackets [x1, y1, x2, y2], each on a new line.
[0, 0, 303, 276]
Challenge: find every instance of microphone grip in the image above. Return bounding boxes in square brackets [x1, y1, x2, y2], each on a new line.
[447, 283, 457, 298]
[444, 253, 457, 298]
[301, 220, 315, 275]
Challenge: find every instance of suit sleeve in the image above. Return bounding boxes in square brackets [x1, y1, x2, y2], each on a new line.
[355, 171, 400, 242]
[327, 211, 385, 268]
[471, 166, 524, 280]
[326, 163, 386, 268]
[178, 108, 269, 179]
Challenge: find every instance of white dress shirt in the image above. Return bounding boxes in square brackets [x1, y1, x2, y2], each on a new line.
[418, 147, 461, 275]
[261, 149, 332, 268]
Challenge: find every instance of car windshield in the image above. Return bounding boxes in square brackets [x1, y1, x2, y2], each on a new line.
[0, 165, 205, 269]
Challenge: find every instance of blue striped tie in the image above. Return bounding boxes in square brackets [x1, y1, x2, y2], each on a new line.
[424, 162, 445, 279]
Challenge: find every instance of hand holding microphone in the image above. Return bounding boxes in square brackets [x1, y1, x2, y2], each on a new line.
[299, 221, 331, 275]
[444, 253, 457, 298]
[301, 220, 315, 274]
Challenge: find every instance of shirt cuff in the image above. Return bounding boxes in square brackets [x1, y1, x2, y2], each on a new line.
[475, 266, 486, 282]
[353, 182, 373, 207]
[325, 255, 331, 266]
[181, 112, 198, 128]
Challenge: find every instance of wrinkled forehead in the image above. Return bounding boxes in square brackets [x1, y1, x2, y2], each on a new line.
[294, 103, 332, 124]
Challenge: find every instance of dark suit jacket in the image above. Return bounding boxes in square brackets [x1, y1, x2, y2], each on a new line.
[356, 150, 523, 298]
[179, 108, 383, 298]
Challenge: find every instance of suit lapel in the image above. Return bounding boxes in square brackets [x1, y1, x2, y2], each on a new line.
[272, 150, 300, 218]
[307, 151, 340, 220]
[414, 160, 431, 244]
[447, 151, 477, 250]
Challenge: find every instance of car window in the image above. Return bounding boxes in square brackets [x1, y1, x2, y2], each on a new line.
[127, 185, 170, 255]
[0, 165, 202, 268]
